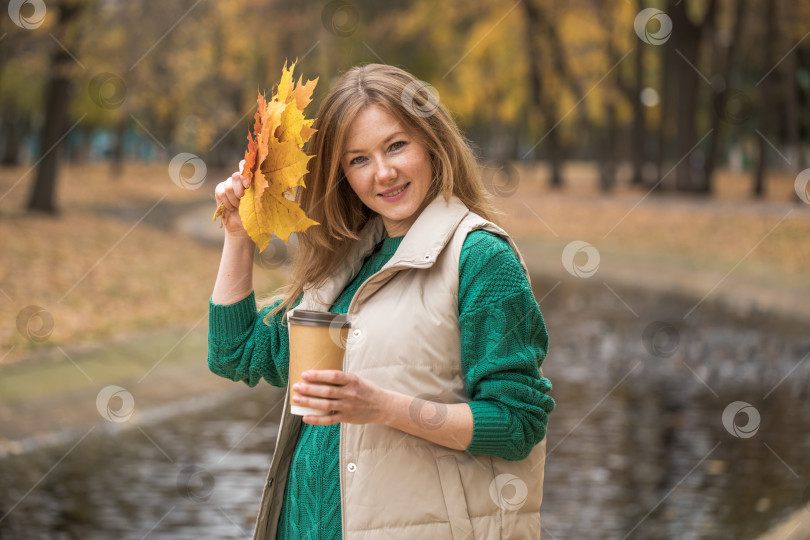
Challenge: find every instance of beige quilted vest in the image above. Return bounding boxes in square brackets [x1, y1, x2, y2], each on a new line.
[253, 194, 547, 540]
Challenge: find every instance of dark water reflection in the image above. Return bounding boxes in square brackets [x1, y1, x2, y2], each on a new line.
[538, 277, 810, 539]
[1, 277, 809, 539]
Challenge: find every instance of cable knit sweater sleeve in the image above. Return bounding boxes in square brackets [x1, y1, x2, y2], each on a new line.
[207, 292, 296, 388]
[460, 230, 555, 461]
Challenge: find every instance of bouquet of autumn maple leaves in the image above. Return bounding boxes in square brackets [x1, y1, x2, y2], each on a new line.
[213, 61, 319, 250]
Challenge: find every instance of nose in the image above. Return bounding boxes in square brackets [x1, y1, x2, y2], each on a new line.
[372, 155, 396, 183]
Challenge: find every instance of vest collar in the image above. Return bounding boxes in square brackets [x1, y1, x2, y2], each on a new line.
[383, 193, 470, 269]
[303, 194, 470, 310]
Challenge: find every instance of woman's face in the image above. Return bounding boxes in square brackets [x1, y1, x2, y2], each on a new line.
[341, 104, 434, 238]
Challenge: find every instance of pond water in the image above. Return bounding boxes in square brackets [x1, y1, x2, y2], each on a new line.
[1, 276, 808, 539]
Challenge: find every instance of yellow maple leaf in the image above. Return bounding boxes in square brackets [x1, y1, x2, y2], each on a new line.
[217, 60, 320, 249]
[254, 138, 314, 234]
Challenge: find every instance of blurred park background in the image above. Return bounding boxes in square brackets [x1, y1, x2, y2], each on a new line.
[2, 0, 810, 538]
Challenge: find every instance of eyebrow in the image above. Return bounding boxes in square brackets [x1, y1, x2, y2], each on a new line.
[343, 131, 408, 156]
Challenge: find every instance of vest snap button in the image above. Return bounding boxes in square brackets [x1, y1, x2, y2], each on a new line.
[347, 462, 357, 473]
[352, 329, 361, 338]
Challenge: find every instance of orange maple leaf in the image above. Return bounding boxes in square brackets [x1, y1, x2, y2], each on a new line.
[214, 60, 320, 249]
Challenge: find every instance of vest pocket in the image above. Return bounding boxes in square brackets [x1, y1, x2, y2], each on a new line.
[436, 455, 475, 540]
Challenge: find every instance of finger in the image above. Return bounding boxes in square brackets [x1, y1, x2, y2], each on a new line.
[215, 184, 235, 211]
[303, 412, 340, 426]
[293, 394, 338, 413]
[294, 382, 338, 399]
[302, 370, 347, 385]
[231, 176, 246, 199]
[223, 181, 241, 208]
[231, 170, 250, 190]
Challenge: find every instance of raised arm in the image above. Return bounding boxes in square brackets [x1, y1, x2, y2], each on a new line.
[208, 162, 294, 388]
[212, 161, 255, 305]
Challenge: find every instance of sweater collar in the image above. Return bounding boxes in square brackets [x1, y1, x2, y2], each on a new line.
[302, 194, 470, 310]
[379, 235, 404, 257]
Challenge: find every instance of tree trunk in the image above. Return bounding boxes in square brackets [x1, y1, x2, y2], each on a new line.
[631, 25, 645, 186]
[783, 0, 801, 172]
[542, 107, 564, 188]
[522, 0, 564, 188]
[654, 29, 674, 191]
[704, 0, 748, 192]
[669, 0, 712, 192]
[600, 103, 618, 192]
[26, 0, 84, 214]
[1, 109, 22, 166]
[753, 0, 779, 198]
[110, 118, 126, 178]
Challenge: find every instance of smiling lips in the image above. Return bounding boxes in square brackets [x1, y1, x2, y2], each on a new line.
[379, 182, 410, 197]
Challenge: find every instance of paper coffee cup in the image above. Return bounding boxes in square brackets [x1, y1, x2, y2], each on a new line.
[287, 310, 350, 416]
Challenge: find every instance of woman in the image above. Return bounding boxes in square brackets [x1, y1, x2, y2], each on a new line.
[209, 63, 555, 539]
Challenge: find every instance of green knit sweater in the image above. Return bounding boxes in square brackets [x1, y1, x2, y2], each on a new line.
[207, 230, 555, 540]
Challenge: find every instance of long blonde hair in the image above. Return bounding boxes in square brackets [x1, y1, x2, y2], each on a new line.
[263, 63, 499, 320]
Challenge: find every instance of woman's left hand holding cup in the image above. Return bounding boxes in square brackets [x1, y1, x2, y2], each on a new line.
[292, 370, 391, 426]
